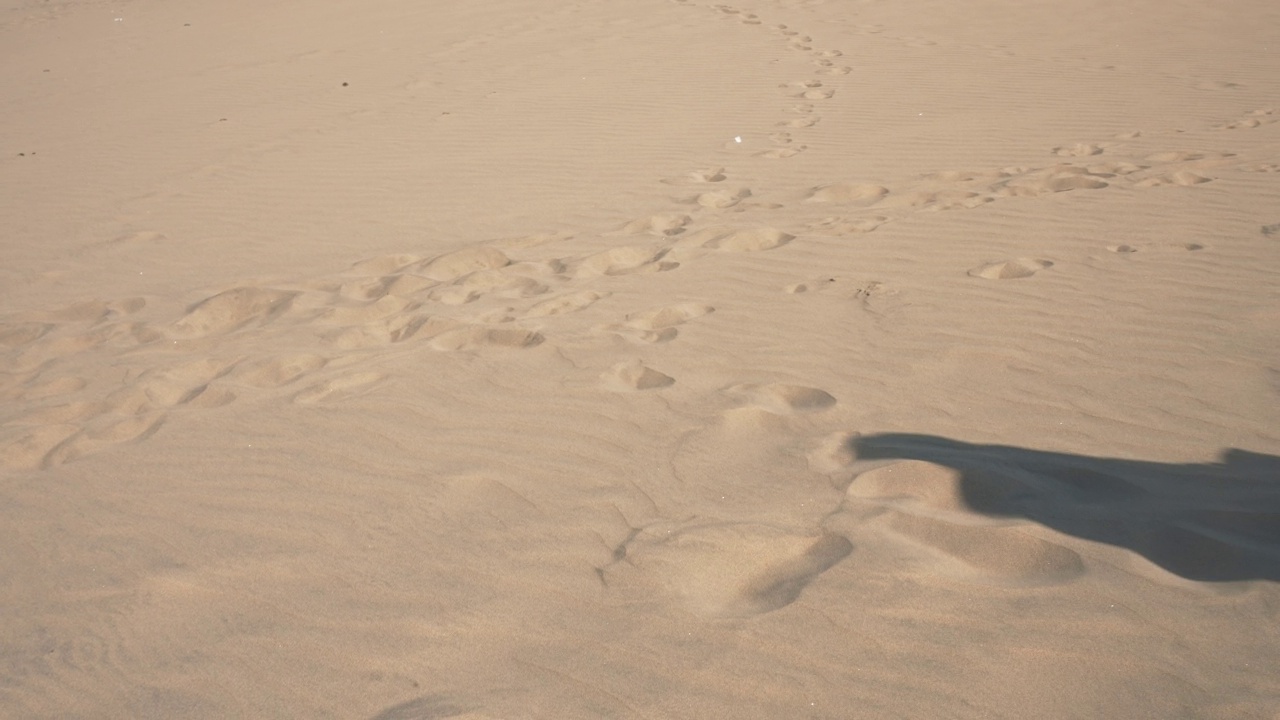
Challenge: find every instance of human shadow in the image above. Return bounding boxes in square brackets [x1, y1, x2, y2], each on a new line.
[847, 433, 1280, 583]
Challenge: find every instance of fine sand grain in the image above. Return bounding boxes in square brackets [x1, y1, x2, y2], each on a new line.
[3, 0, 1279, 717]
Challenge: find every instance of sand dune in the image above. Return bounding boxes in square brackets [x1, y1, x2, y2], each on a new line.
[2, 0, 1279, 717]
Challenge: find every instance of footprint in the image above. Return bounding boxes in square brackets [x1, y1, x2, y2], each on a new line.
[779, 116, 820, 128]
[805, 183, 889, 205]
[293, 371, 386, 404]
[1194, 80, 1242, 91]
[332, 273, 435, 303]
[524, 290, 608, 317]
[238, 354, 330, 388]
[416, 247, 511, 282]
[786, 278, 903, 316]
[996, 167, 1109, 195]
[1213, 110, 1273, 130]
[844, 461, 1084, 585]
[680, 227, 794, 252]
[876, 190, 991, 211]
[756, 146, 806, 159]
[798, 89, 834, 100]
[687, 188, 752, 209]
[430, 270, 547, 305]
[625, 523, 853, 618]
[617, 213, 691, 236]
[112, 358, 241, 412]
[333, 275, 398, 302]
[1086, 161, 1145, 176]
[846, 459, 1002, 513]
[168, 287, 296, 339]
[1261, 224, 1280, 238]
[603, 324, 678, 345]
[320, 295, 418, 324]
[324, 313, 443, 349]
[428, 325, 544, 352]
[575, 246, 678, 277]
[625, 303, 715, 331]
[924, 169, 1012, 183]
[967, 258, 1053, 280]
[22, 375, 89, 400]
[661, 167, 726, 185]
[348, 253, 423, 275]
[1107, 244, 1139, 254]
[0, 322, 53, 347]
[725, 383, 836, 414]
[806, 430, 863, 476]
[106, 230, 169, 247]
[874, 512, 1085, 585]
[42, 297, 146, 323]
[48, 412, 168, 466]
[1052, 143, 1104, 157]
[0, 424, 80, 470]
[601, 360, 675, 391]
[603, 302, 713, 344]
[809, 216, 889, 235]
[1133, 170, 1213, 188]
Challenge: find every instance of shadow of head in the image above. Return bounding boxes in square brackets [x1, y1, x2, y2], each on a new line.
[847, 433, 1280, 583]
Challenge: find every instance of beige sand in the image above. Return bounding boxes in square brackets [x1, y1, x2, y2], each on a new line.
[3, 0, 1279, 717]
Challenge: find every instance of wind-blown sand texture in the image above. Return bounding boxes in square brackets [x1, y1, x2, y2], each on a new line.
[3, 0, 1279, 717]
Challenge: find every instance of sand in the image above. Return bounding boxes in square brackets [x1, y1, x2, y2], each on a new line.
[2, 0, 1279, 717]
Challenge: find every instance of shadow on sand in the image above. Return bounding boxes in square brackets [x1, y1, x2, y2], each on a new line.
[847, 433, 1280, 583]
